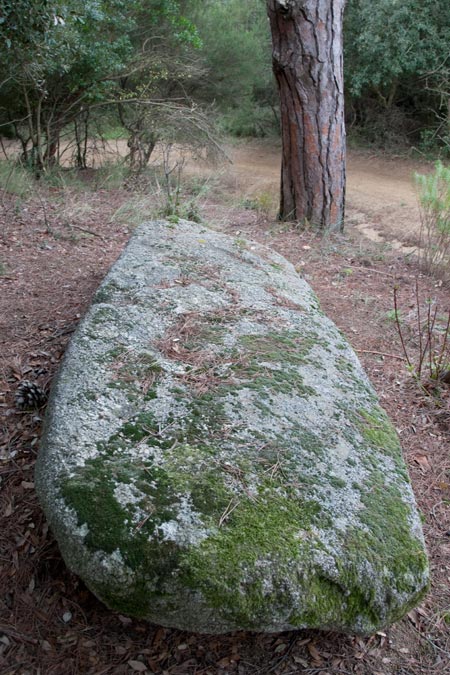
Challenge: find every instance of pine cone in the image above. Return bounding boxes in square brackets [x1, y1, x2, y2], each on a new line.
[15, 380, 47, 410]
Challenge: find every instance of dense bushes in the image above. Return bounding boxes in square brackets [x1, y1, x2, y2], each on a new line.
[190, 0, 278, 138]
[344, 0, 450, 153]
[1, 0, 449, 160]
[0, 0, 211, 171]
[191, 0, 450, 151]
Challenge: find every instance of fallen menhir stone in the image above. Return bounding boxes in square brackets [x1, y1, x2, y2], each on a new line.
[36, 220, 428, 634]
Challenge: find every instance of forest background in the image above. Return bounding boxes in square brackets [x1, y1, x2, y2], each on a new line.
[0, 0, 449, 174]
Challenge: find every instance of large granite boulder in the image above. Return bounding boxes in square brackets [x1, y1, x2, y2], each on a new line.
[36, 220, 428, 634]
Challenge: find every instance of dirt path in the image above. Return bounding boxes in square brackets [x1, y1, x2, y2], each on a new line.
[2, 136, 430, 251]
[225, 141, 431, 252]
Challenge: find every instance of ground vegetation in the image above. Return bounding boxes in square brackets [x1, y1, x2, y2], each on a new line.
[0, 142, 450, 673]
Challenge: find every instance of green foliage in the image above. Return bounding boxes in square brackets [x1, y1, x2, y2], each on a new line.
[0, 159, 31, 197]
[345, 0, 450, 150]
[416, 161, 450, 279]
[191, 0, 278, 137]
[2, 0, 449, 155]
[220, 100, 278, 138]
[0, 0, 210, 171]
[240, 191, 275, 215]
[384, 309, 401, 324]
[345, 0, 449, 98]
[192, 0, 270, 101]
[1, 1, 135, 91]
[0, 0, 135, 168]
[0, 0, 57, 51]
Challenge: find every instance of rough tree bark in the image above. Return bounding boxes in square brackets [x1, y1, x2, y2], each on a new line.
[267, 0, 346, 230]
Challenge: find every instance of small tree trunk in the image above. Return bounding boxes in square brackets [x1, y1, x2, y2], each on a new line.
[45, 120, 61, 167]
[35, 95, 45, 174]
[447, 96, 450, 140]
[267, 0, 346, 230]
[74, 111, 90, 169]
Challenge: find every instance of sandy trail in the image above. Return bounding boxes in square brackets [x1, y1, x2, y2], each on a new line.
[225, 141, 431, 251]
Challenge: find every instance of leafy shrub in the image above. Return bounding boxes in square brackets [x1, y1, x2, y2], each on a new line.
[241, 191, 276, 215]
[415, 161, 450, 282]
[220, 103, 278, 138]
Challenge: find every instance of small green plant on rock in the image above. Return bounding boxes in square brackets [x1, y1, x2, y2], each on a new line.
[415, 161, 450, 282]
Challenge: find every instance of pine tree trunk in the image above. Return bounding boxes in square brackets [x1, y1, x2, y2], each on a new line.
[267, 0, 346, 230]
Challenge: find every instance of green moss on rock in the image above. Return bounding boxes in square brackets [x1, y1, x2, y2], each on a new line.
[178, 484, 322, 628]
[239, 332, 315, 364]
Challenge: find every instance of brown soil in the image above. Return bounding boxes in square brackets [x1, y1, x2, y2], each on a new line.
[0, 142, 449, 675]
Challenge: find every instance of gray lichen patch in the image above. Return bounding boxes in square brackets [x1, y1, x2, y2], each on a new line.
[36, 220, 429, 635]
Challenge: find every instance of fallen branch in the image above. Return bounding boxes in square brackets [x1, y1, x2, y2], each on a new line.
[347, 265, 398, 278]
[393, 286, 413, 368]
[69, 224, 106, 240]
[356, 349, 407, 361]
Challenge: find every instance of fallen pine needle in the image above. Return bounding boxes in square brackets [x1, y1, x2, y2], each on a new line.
[219, 498, 240, 527]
